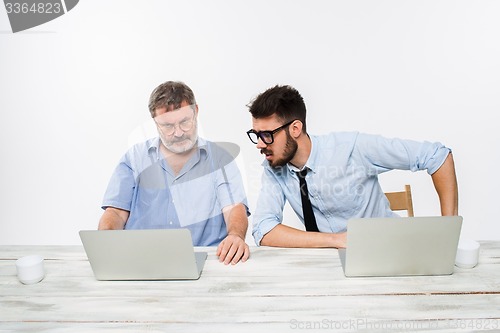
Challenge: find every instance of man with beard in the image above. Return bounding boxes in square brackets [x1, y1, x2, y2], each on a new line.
[99, 81, 250, 265]
[246, 85, 458, 248]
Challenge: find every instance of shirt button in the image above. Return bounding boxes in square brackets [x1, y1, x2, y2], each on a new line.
[169, 221, 173, 225]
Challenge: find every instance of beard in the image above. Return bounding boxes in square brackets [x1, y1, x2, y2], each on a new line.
[159, 130, 198, 154]
[264, 129, 298, 168]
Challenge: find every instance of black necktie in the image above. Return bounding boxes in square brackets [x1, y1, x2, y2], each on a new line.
[297, 168, 319, 232]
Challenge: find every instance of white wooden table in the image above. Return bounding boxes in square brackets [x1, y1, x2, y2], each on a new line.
[1, 243, 499, 332]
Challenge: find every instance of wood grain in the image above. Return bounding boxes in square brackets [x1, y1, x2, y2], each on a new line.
[1, 243, 499, 332]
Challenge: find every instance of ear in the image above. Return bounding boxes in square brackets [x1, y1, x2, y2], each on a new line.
[194, 104, 199, 115]
[289, 120, 303, 139]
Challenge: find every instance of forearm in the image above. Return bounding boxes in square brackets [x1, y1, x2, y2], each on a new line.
[260, 224, 345, 248]
[98, 207, 129, 230]
[222, 203, 248, 239]
[218, 203, 250, 265]
[431, 153, 459, 216]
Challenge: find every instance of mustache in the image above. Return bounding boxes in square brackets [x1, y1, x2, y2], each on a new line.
[169, 136, 189, 143]
[260, 148, 272, 155]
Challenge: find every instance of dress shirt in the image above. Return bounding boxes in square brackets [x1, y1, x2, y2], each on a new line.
[252, 131, 451, 245]
[102, 137, 249, 246]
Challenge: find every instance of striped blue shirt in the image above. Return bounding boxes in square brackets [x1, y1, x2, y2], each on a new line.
[102, 137, 249, 246]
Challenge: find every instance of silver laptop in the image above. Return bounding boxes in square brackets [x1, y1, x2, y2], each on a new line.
[338, 216, 463, 277]
[79, 229, 207, 280]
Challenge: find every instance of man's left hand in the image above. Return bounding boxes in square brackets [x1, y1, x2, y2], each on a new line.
[216, 234, 250, 265]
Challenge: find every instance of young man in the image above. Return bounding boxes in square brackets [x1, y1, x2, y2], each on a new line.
[246, 85, 458, 248]
[99, 81, 250, 265]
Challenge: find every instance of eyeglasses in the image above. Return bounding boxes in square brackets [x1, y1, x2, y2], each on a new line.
[246, 120, 296, 144]
[155, 116, 195, 136]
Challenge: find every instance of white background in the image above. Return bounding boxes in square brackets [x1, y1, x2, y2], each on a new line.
[1, 0, 498, 245]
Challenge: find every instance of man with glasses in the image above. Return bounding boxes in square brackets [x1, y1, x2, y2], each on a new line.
[246, 85, 458, 248]
[98, 81, 250, 265]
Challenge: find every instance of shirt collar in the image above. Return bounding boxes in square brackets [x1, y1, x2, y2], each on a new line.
[305, 135, 319, 173]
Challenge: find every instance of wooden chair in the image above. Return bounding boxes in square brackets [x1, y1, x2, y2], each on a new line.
[384, 184, 414, 217]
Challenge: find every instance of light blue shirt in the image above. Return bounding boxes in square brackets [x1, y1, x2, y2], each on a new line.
[252, 132, 451, 245]
[102, 137, 249, 246]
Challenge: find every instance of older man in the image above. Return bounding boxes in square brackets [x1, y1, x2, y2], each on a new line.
[99, 81, 250, 264]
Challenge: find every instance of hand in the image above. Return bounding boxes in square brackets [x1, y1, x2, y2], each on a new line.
[216, 234, 250, 265]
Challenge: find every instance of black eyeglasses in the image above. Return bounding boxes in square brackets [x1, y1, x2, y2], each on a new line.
[246, 120, 296, 144]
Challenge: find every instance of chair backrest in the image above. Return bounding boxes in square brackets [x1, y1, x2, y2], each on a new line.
[384, 184, 414, 217]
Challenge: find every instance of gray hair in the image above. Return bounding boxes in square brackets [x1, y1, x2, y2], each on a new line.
[148, 81, 197, 117]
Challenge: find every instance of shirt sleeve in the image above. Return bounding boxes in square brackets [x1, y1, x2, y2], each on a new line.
[251, 168, 287, 246]
[101, 153, 136, 211]
[353, 133, 451, 176]
[216, 158, 250, 216]
[206, 141, 250, 216]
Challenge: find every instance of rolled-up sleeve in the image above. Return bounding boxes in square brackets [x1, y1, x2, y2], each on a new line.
[252, 168, 286, 246]
[354, 133, 451, 176]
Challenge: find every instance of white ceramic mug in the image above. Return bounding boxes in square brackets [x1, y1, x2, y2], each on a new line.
[16, 255, 45, 284]
[455, 239, 480, 269]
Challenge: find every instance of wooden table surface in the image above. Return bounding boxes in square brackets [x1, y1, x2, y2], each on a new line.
[1, 243, 499, 332]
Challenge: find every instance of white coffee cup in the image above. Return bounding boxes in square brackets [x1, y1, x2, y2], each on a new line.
[16, 255, 45, 284]
[455, 239, 480, 269]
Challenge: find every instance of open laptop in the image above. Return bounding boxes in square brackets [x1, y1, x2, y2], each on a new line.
[338, 216, 463, 277]
[79, 229, 207, 280]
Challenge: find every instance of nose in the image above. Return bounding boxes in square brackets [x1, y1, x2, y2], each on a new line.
[173, 124, 184, 137]
[256, 137, 267, 149]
